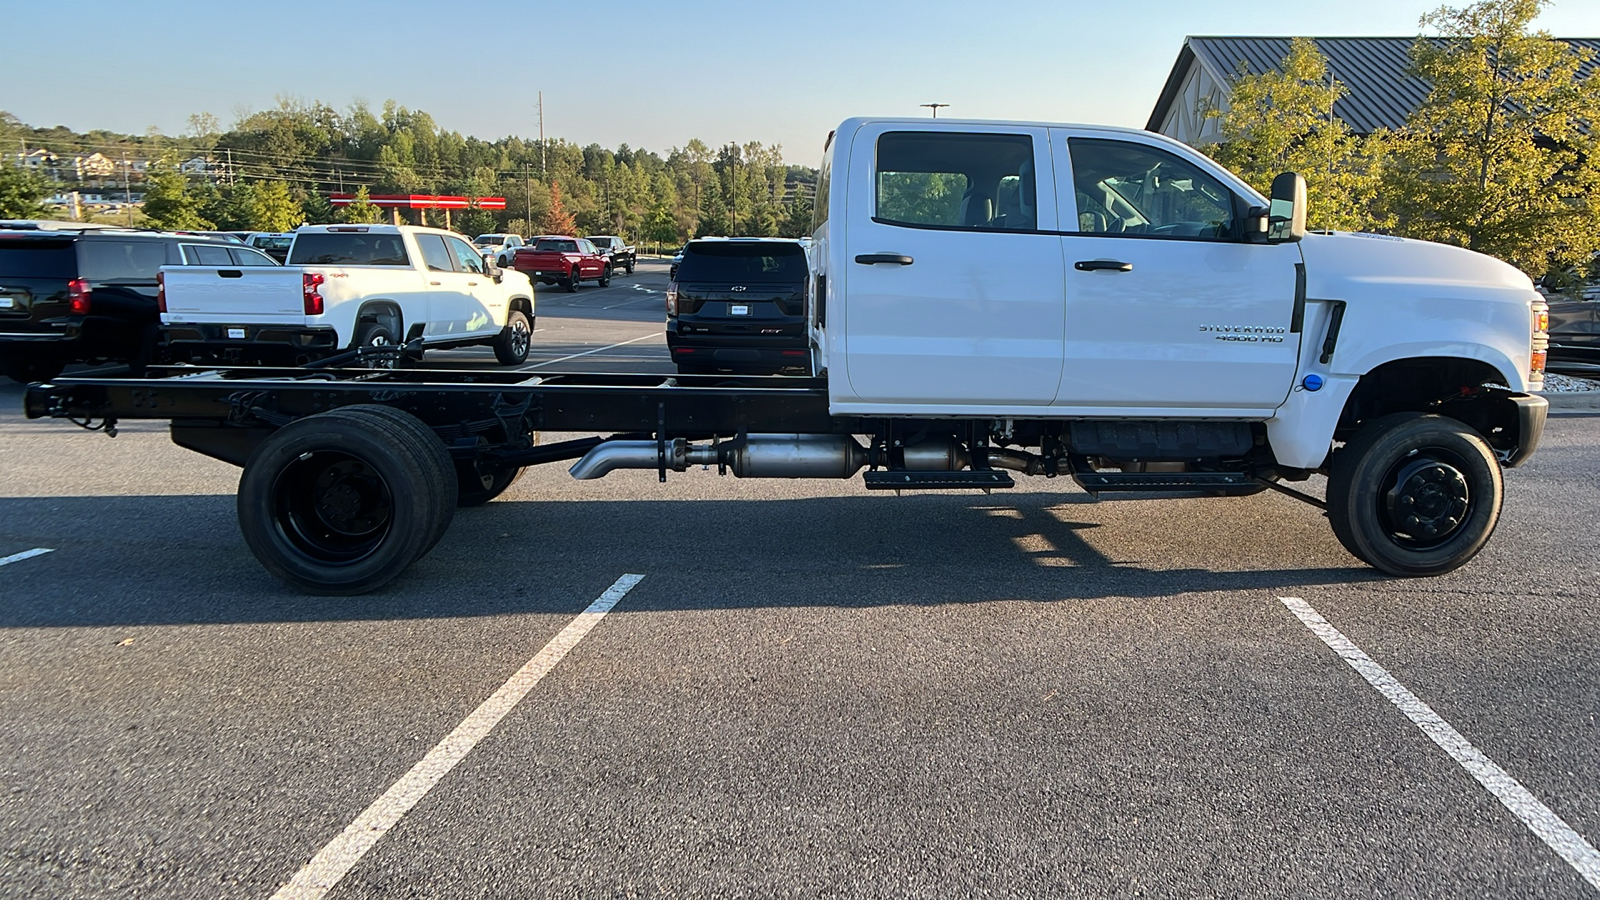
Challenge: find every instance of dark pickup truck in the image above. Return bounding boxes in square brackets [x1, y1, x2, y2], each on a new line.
[0, 228, 277, 382]
[586, 235, 635, 274]
[510, 236, 611, 292]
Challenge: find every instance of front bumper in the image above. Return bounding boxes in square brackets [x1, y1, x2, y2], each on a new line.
[1505, 391, 1548, 468]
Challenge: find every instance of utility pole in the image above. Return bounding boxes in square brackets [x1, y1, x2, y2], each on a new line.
[524, 161, 532, 235]
[538, 91, 546, 179]
[121, 151, 133, 226]
[920, 103, 949, 118]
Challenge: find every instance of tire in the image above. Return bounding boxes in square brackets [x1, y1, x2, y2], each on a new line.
[236, 406, 456, 594]
[128, 324, 162, 377]
[625, 258, 635, 275]
[598, 265, 612, 288]
[1, 355, 65, 384]
[565, 270, 580, 293]
[493, 309, 533, 365]
[338, 405, 458, 555]
[353, 322, 400, 369]
[456, 462, 524, 507]
[1325, 412, 1503, 577]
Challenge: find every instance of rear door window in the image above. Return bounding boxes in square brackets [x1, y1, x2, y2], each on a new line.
[415, 234, 457, 272]
[288, 233, 412, 266]
[78, 240, 169, 282]
[230, 247, 279, 266]
[676, 242, 808, 283]
[182, 244, 236, 266]
[874, 131, 1037, 231]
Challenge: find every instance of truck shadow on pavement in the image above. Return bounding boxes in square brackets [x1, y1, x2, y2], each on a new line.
[0, 491, 1383, 629]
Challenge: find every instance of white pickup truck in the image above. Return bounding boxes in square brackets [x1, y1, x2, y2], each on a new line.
[26, 116, 1552, 593]
[159, 224, 536, 367]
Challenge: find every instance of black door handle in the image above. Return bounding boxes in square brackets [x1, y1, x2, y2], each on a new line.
[1074, 260, 1132, 272]
[855, 254, 914, 266]
[217, 269, 243, 278]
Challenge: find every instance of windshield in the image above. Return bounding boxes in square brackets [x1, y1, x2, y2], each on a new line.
[473, 235, 504, 246]
[534, 239, 578, 252]
[589, 237, 613, 248]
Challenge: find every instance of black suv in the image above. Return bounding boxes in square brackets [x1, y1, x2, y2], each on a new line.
[665, 238, 809, 375]
[0, 228, 275, 382]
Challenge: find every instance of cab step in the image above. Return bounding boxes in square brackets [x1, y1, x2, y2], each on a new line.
[1072, 471, 1258, 495]
[863, 470, 1015, 491]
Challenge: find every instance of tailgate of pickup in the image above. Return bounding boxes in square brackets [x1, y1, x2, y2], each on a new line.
[159, 265, 305, 324]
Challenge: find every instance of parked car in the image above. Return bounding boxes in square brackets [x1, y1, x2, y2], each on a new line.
[246, 232, 296, 263]
[510, 236, 611, 292]
[0, 228, 277, 382]
[586, 235, 636, 274]
[472, 233, 526, 268]
[669, 242, 690, 280]
[1546, 297, 1600, 374]
[665, 237, 809, 375]
[160, 224, 535, 368]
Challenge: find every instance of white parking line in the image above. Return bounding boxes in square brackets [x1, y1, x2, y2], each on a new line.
[1280, 597, 1600, 890]
[0, 548, 53, 568]
[523, 333, 660, 370]
[272, 573, 646, 900]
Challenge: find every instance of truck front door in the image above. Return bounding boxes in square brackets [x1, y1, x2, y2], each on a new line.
[1052, 131, 1302, 412]
[841, 124, 1065, 406]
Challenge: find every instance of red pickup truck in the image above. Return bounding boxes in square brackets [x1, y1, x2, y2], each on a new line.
[510, 236, 611, 292]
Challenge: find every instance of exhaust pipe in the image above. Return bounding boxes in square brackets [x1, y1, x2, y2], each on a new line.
[570, 434, 870, 480]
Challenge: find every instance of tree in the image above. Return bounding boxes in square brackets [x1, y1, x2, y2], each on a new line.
[142, 168, 213, 230]
[0, 162, 51, 219]
[1383, 0, 1600, 276]
[248, 179, 301, 232]
[541, 181, 576, 234]
[456, 207, 496, 238]
[339, 185, 382, 224]
[301, 189, 336, 225]
[1204, 38, 1391, 232]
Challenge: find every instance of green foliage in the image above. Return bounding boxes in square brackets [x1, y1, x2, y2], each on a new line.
[1204, 38, 1391, 232]
[1382, 0, 1600, 276]
[301, 189, 336, 225]
[455, 207, 496, 238]
[142, 168, 213, 230]
[339, 185, 381, 224]
[248, 180, 301, 232]
[0, 161, 52, 219]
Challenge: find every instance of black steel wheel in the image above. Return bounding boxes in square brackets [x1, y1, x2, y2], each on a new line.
[625, 259, 635, 275]
[1326, 412, 1503, 576]
[354, 322, 400, 369]
[494, 309, 533, 365]
[237, 407, 455, 594]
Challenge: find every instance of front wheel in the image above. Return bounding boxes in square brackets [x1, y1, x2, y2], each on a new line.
[493, 309, 532, 365]
[1325, 412, 1503, 577]
[598, 265, 612, 287]
[625, 259, 635, 275]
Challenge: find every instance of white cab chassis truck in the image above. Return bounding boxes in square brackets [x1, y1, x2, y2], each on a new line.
[159, 225, 536, 368]
[25, 117, 1549, 594]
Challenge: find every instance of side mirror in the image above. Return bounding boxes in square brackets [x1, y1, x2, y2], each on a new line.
[486, 265, 503, 283]
[1267, 172, 1307, 243]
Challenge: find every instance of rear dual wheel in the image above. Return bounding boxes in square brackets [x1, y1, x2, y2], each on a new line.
[237, 405, 457, 595]
[1325, 412, 1502, 577]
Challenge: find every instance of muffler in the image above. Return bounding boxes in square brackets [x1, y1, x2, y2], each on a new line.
[569, 434, 870, 480]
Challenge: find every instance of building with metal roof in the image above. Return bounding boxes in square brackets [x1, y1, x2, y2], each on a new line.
[1148, 36, 1600, 147]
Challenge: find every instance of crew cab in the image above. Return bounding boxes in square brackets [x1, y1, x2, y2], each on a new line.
[23, 116, 1551, 595]
[0, 228, 277, 382]
[472, 233, 526, 268]
[510, 236, 611, 292]
[587, 235, 636, 274]
[159, 224, 536, 367]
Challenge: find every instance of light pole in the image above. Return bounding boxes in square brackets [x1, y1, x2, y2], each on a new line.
[920, 103, 949, 118]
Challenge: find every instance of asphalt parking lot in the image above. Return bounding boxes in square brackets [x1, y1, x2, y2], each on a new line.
[2, 259, 1598, 898]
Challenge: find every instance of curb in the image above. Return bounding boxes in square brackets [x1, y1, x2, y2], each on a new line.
[1537, 389, 1600, 412]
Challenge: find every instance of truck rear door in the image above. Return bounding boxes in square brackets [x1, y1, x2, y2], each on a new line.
[841, 123, 1065, 405]
[1052, 130, 1301, 412]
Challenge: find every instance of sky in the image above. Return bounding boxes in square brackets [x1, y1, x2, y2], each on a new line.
[7, 0, 1600, 167]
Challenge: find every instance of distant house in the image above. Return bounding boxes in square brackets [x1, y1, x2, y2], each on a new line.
[18, 148, 56, 171]
[179, 156, 212, 176]
[1148, 36, 1600, 147]
[73, 152, 115, 179]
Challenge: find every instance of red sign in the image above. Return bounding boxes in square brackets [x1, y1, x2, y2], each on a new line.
[328, 194, 506, 210]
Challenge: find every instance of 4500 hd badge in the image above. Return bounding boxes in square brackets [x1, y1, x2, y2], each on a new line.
[1198, 324, 1287, 343]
